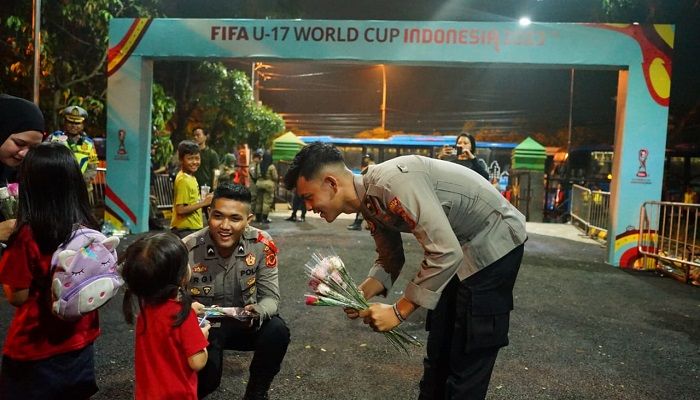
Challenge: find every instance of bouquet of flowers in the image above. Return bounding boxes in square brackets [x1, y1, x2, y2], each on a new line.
[304, 250, 421, 353]
[0, 183, 19, 219]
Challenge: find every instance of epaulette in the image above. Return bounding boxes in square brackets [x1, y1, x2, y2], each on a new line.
[256, 231, 278, 254]
[182, 229, 207, 251]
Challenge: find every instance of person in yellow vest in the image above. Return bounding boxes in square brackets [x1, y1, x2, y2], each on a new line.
[49, 106, 98, 187]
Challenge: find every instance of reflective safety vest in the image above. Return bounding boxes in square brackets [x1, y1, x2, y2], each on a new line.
[50, 131, 98, 173]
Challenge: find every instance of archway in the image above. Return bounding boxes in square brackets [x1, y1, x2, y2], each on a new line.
[107, 18, 673, 266]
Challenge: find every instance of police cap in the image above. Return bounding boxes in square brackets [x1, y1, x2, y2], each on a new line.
[62, 106, 88, 123]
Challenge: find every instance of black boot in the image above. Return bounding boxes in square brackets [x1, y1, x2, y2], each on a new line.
[243, 377, 272, 400]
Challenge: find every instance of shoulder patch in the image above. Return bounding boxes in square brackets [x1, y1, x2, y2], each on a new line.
[257, 232, 278, 254]
[265, 252, 277, 268]
[388, 197, 417, 230]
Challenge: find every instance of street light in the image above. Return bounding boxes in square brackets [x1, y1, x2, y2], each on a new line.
[519, 17, 532, 27]
[251, 62, 271, 104]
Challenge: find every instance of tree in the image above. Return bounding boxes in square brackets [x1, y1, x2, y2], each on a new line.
[161, 62, 284, 154]
[0, 0, 162, 133]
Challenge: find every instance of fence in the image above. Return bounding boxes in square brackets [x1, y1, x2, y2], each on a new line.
[638, 201, 700, 283]
[570, 184, 610, 241]
[89, 167, 107, 208]
[89, 170, 174, 217]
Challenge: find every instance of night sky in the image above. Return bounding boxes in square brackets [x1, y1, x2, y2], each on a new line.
[232, 61, 619, 140]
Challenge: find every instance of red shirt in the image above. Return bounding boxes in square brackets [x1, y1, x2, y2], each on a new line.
[0, 225, 100, 360]
[135, 300, 209, 400]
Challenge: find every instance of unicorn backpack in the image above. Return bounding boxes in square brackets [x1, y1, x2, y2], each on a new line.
[50, 228, 121, 321]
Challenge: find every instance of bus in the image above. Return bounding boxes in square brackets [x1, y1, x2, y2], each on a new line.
[298, 134, 517, 181]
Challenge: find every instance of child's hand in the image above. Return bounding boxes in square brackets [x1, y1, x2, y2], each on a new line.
[191, 301, 205, 316]
[201, 193, 214, 207]
[200, 321, 211, 339]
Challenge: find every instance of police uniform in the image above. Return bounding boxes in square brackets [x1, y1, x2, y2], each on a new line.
[354, 155, 527, 400]
[50, 106, 98, 179]
[183, 226, 290, 399]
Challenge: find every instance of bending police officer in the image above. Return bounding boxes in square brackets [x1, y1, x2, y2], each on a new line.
[284, 143, 527, 400]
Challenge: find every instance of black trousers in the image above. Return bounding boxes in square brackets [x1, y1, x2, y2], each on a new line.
[198, 315, 290, 399]
[0, 344, 98, 400]
[291, 194, 306, 218]
[419, 244, 524, 400]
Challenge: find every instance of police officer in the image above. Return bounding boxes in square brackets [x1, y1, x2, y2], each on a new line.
[253, 151, 277, 224]
[50, 106, 98, 185]
[284, 143, 527, 400]
[184, 183, 290, 400]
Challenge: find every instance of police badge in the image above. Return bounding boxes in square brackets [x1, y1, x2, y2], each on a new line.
[245, 253, 256, 266]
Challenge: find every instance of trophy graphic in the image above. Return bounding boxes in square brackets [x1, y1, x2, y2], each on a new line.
[636, 148, 648, 178]
[117, 129, 127, 155]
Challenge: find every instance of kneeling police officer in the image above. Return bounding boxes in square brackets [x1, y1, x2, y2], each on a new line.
[184, 183, 290, 400]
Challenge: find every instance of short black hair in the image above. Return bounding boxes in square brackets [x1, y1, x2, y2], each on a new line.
[121, 232, 192, 327]
[178, 140, 200, 159]
[283, 142, 344, 190]
[212, 183, 251, 205]
[192, 127, 208, 136]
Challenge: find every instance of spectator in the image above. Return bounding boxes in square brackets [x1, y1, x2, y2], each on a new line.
[219, 151, 238, 184]
[285, 190, 306, 222]
[248, 150, 262, 214]
[253, 151, 278, 224]
[121, 232, 210, 399]
[438, 133, 490, 180]
[0, 94, 45, 241]
[683, 186, 697, 204]
[171, 140, 213, 238]
[0, 142, 102, 398]
[192, 128, 220, 189]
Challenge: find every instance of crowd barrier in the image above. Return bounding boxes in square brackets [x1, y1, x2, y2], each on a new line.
[89, 171, 174, 214]
[638, 201, 700, 284]
[570, 184, 610, 241]
[89, 167, 106, 207]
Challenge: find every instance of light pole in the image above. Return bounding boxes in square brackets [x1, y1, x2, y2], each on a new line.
[32, 0, 41, 105]
[251, 62, 271, 105]
[380, 64, 386, 130]
[567, 68, 575, 152]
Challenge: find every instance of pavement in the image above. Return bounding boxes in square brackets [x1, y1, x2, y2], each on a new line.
[0, 215, 697, 399]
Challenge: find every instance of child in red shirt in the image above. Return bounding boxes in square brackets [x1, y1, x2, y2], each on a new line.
[0, 142, 102, 398]
[121, 232, 210, 399]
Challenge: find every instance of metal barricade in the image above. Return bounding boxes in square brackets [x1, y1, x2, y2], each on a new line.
[151, 174, 174, 210]
[569, 184, 610, 241]
[638, 201, 700, 283]
[89, 167, 106, 207]
[570, 184, 591, 231]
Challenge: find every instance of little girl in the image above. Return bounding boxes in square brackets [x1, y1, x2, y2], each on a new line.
[0, 142, 102, 398]
[121, 232, 209, 399]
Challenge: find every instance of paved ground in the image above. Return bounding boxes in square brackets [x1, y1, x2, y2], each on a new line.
[1, 214, 698, 399]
